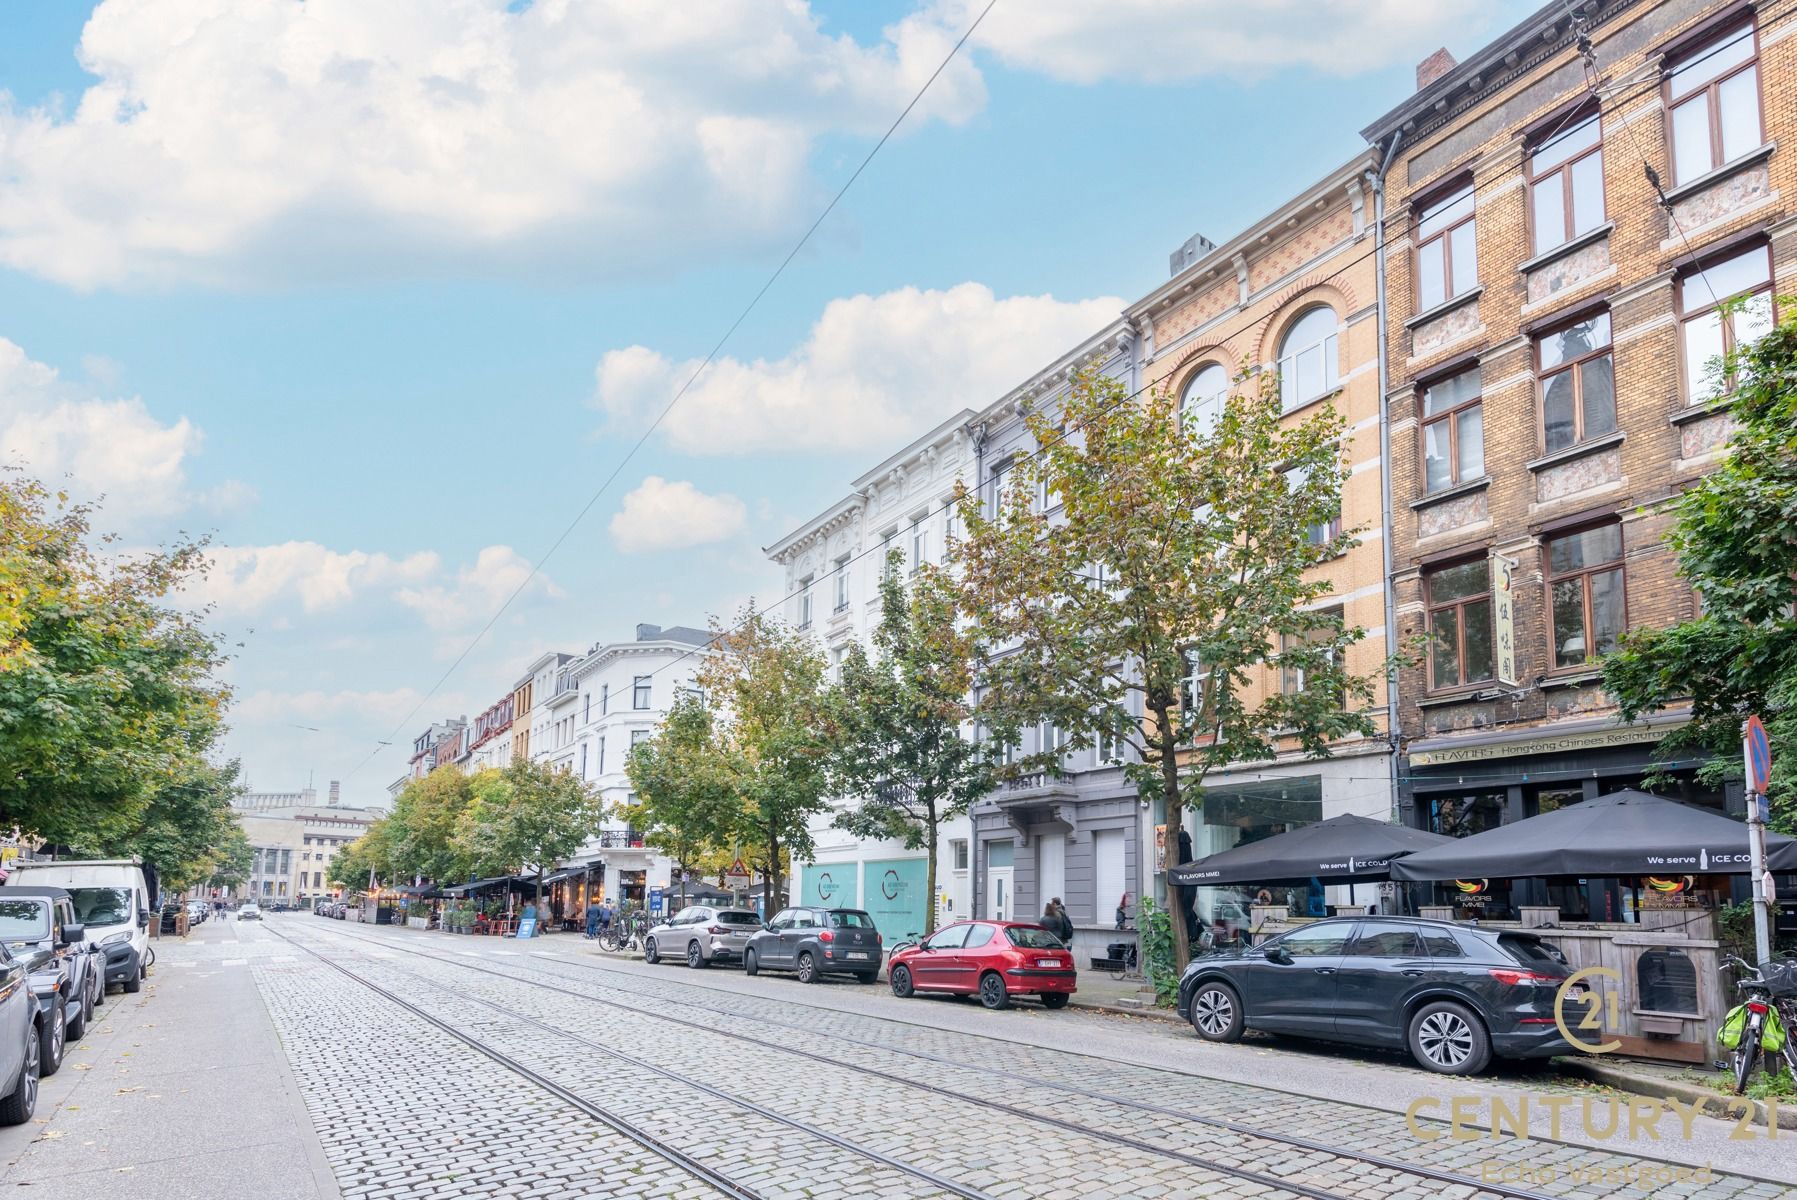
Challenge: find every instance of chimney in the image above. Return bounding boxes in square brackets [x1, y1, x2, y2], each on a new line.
[328, 780, 340, 807]
[636, 623, 662, 641]
[1417, 47, 1458, 91]
[1167, 233, 1217, 279]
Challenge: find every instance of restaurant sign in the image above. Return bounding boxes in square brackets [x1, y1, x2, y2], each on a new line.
[1490, 551, 1518, 686]
[1408, 721, 1674, 768]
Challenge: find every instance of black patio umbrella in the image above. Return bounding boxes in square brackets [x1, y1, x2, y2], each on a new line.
[1167, 813, 1454, 887]
[1389, 789, 1797, 881]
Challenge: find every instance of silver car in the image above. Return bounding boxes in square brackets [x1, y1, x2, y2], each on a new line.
[644, 906, 764, 969]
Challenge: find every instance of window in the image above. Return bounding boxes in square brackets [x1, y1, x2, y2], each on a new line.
[1181, 362, 1229, 437]
[830, 646, 847, 682]
[1415, 183, 1477, 310]
[1426, 560, 1494, 689]
[582, 694, 591, 724]
[1536, 312, 1615, 453]
[1095, 711, 1124, 765]
[986, 840, 1014, 868]
[1270, 923, 1351, 956]
[924, 924, 969, 950]
[964, 923, 997, 948]
[833, 556, 850, 612]
[1666, 24, 1762, 186]
[1548, 524, 1625, 668]
[1421, 367, 1483, 492]
[1277, 307, 1340, 410]
[1284, 464, 1341, 547]
[630, 728, 650, 749]
[596, 737, 605, 775]
[1348, 922, 1425, 958]
[1528, 111, 1605, 254]
[798, 581, 813, 629]
[631, 674, 650, 709]
[578, 742, 588, 778]
[600, 683, 609, 715]
[988, 457, 1015, 520]
[1420, 929, 1466, 958]
[1679, 243, 1773, 403]
[1180, 648, 1217, 732]
[1281, 605, 1344, 703]
[950, 839, 969, 871]
[1038, 719, 1065, 758]
[911, 521, 927, 573]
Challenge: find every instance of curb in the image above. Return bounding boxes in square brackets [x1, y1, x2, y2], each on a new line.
[1071, 997, 1183, 1024]
[1552, 1056, 1797, 1130]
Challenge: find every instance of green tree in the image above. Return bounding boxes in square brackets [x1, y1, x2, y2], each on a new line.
[0, 477, 230, 848]
[1605, 316, 1797, 832]
[207, 824, 255, 893]
[625, 695, 741, 908]
[696, 608, 830, 912]
[456, 760, 606, 909]
[330, 820, 395, 894]
[953, 368, 1384, 970]
[78, 758, 246, 893]
[384, 766, 477, 885]
[821, 556, 1010, 936]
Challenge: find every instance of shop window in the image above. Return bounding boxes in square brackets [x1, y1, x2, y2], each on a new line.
[1679, 243, 1773, 404]
[1638, 948, 1699, 1014]
[1426, 559, 1494, 689]
[1276, 307, 1340, 410]
[1421, 367, 1483, 492]
[1536, 312, 1615, 453]
[1666, 23, 1762, 186]
[1546, 524, 1626, 668]
[1428, 792, 1503, 839]
[1415, 183, 1476, 310]
[1528, 110, 1605, 255]
[1181, 362, 1229, 437]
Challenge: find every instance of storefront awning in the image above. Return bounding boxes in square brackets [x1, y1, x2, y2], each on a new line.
[442, 875, 531, 897]
[538, 868, 587, 886]
[1168, 813, 1451, 887]
[1390, 789, 1797, 880]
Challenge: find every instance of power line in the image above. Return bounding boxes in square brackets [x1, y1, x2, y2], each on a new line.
[338, 0, 1000, 784]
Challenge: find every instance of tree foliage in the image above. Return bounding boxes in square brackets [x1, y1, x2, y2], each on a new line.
[77, 758, 246, 893]
[952, 368, 1384, 967]
[1605, 317, 1797, 831]
[625, 695, 742, 897]
[820, 556, 1008, 935]
[383, 766, 477, 885]
[455, 759, 606, 905]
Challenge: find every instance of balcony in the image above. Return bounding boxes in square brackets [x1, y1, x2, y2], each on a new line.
[596, 829, 647, 849]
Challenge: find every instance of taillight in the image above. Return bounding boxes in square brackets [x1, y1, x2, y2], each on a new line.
[818, 930, 835, 943]
[708, 925, 726, 935]
[876, 931, 883, 944]
[1488, 968, 1558, 986]
[1748, 1000, 1770, 1015]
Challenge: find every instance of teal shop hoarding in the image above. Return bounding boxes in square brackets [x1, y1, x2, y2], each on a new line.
[799, 863, 857, 909]
[864, 857, 927, 941]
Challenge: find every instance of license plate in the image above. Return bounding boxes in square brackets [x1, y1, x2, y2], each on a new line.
[1036, 958, 1059, 968]
[846, 951, 869, 960]
[1565, 984, 1588, 999]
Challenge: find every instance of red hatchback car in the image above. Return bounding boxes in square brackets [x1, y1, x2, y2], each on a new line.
[887, 920, 1076, 1009]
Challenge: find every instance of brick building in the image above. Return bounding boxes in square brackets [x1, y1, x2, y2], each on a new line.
[1362, 0, 1786, 920]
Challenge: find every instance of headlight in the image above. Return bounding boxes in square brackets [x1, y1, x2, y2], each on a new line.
[100, 931, 133, 947]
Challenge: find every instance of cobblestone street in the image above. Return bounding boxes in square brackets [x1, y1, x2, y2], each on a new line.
[5, 915, 1789, 1200]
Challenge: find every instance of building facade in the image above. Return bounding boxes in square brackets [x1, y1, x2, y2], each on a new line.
[1363, 0, 1781, 920]
[236, 804, 382, 905]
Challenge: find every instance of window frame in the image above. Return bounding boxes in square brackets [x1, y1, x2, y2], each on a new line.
[1534, 310, 1616, 454]
[1180, 360, 1229, 437]
[1424, 558, 1495, 692]
[1275, 306, 1341, 412]
[832, 555, 850, 612]
[1544, 522, 1628, 671]
[1524, 108, 1606, 255]
[1663, 21, 1764, 186]
[1280, 604, 1345, 702]
[632, 675, 652, 710]
[1418, 366, 1484, 493]
[1675, 241, 1774, 404]
[1413, 180, 1477, 311]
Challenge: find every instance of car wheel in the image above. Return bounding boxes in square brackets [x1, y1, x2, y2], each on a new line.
[0, 1023, 39, 1126]
[796, 952, 819, 984]
[686, 941, 706, 969]
[1040, 992, 1070, 1010]
[66, 990, 87, 1043]
[855, 970, 879, 985]
[978, 972, 1010, 1010]
[1189, 981, 1244, 1043]
[643, 937, 660, 965]
[1408, 1001, 1491, 1075]
[890, 965, 915, 998]
[744, 949, 759, 977]
[124, 961, 142, 994]
[38, 999, 64, 1077]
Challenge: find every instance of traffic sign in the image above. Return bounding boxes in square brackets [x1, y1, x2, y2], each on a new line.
[1745, 715, 1772, 794]
[724, 857, 751, 887]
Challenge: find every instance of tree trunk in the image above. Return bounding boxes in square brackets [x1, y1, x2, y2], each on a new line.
[535, 866, 544, 916]
[766, 828, 781, 916]
[923, 808, 939, 938]
[1152, 712, 1193, 973]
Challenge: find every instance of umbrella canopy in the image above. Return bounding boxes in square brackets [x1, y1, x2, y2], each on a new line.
[1167, 813, 1454, 887]
[1390, 789, 1797, 881]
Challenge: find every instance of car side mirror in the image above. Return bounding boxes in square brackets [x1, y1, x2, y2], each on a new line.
[59, 923, 84, 947]
[137, 911, 150, 929]
[1265, 946, 1293, 965]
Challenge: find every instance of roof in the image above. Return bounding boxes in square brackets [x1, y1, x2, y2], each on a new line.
[0, 887, 71, 901]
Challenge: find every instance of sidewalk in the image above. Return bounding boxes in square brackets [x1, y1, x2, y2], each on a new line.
[0, 919, 340, 1200]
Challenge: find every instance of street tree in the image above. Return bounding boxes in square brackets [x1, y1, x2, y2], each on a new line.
[456, 760, 606, 909]
[1605, 315, 1797, 831]
[625, 695, 742, 908]
[696, 608, 830, 912]
[384, 766, 477, 885]
[79, 758, 246, 893]
[330, 820, 396, 894]
[206, 824, 255, 893]
[953, 368, 1384, 970]
[821, 555, 1011, 936]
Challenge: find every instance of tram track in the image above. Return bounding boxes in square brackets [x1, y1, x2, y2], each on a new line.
[284, 919, 1615, 1200]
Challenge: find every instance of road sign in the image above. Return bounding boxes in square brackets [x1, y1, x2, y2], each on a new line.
[724, 857, 751, 887]
[648, 886, 665, 914]
[1745, 715, 1772, 794]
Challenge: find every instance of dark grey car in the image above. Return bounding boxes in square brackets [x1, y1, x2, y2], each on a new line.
[745, 907, 882, 983]
[1176, 916, 1573, 1075]
[0, 887, 99, 1078]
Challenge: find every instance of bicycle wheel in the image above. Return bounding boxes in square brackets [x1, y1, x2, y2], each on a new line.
[1732, 1040, 1759, 1096]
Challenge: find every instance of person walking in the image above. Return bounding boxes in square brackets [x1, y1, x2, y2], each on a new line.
[1043, 898, 1074, 946]
[584, 898, 602, 940]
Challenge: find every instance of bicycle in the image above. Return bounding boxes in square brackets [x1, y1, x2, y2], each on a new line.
[1719, 953, 1797, 1095]
[600, 913, 650, 954]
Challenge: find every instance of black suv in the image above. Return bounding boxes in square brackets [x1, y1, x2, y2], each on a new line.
[745, 907, 883, 983]
[0, 887, 101, 1078]
[1176, 916, 1572, 1075]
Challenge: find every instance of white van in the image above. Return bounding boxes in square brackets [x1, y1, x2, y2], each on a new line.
[8, 860, 151, 993]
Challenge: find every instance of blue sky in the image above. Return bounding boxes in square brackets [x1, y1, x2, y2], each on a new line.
[0, 0, 1533, 800]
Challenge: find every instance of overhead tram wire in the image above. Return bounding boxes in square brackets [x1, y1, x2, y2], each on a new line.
[627, 73, 1671, 690]
[337, 0, 1001, 784]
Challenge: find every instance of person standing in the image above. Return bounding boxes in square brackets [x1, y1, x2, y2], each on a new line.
[1043, 898, 1074, 945]
[584, 898, 602, 940]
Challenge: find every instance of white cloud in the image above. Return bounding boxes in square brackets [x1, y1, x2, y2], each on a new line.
[194, 541, 441, 614]
[594, 282, 1122, 455]
[0, 0, 985, 288]
[610, 476, 748, 554]
[0, 335, 243, 521]
[394, 544, 557, 632]
[928, 0, 1495, 84]
[235, 686, 427, 729]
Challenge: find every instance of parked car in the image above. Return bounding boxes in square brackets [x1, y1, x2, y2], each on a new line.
[886, 920, 1075, 1009]
[745, 907, 884, 983]
[0, 940, 40, 1125]
[185, 901, 208, 926]
[238, 903, 263, 922]
[643, 906, 764, 969]
[1176, 916, 1573, 1076]
[0, 887, 100, 1076]
[9, 860, 150, 995]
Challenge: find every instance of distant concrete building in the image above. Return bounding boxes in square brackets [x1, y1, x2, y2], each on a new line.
[232, 803, 383, 906]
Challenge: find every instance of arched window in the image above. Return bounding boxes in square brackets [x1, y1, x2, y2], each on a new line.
[1180, 362, 1229, 437]
[1277, 306, 1340, 410]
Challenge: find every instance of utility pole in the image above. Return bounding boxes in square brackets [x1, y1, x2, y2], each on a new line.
[1743, 716, 1774, 966]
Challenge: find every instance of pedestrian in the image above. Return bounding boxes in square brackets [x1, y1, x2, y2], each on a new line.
[1043, 898, 1074, 945]
[584, 898, 602, 940]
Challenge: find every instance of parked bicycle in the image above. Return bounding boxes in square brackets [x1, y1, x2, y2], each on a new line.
[1718, 953, 1797, 1095]
[600, 911, 650, 953]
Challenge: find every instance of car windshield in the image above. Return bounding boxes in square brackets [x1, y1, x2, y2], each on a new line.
[0, 900, 49, 941]
[70, 887, 132, 927]
[829, 912, 874, 929]
[715, 912, 761, 925]
[1005, 926, 1064, 950]
[1498, 933, 1566, 968]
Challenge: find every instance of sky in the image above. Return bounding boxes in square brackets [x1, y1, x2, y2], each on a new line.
[0, 0, 1538, 803]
